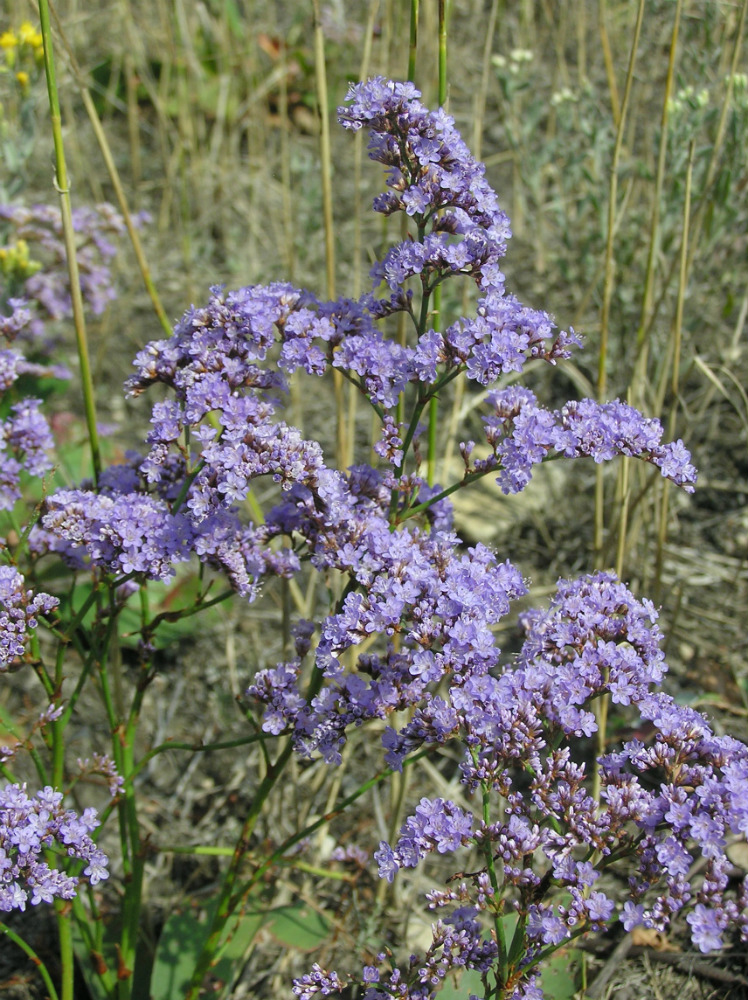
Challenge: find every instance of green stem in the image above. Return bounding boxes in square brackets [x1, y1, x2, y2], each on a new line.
[240, 748, 429, 900]
[408, 0, 419, 82]
[183, 580, 358, 997]
[95, 733, 274, 831]
[397, 462, 498, 522]
[426, 0, 448, 485]
[183, 738, 297, 999]
[159, 845, 351, 881]
[54, 898, 75, 1000]
[472, 748, 507, 987]
[0, 922, 60, 1000]
[45, 4, 172, 336]
[72, 889, 117, 996]
[37, 0, 101, 485]
[118, 618, 159, 997]
[0, 722, 49, 786]
[59, 644, 97, 727]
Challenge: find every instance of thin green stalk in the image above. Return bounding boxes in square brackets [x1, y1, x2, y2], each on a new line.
[632, 0, 683, 385]
[349, 0, 380, 466]
[426, 0, 448, 485]
[441, 0, 498, 484]
[160, 844, 351, 880]
[191, 750, 429, 986]
[0, 714, 49, 787]
[0, 922, 60, 1000]
[408, 0, 419, 82]
[233, 746, 431, 907]
[597, 0, 620, 127]
[469, 748, 506, 989]
[117, 614, 161, 995]
[72, 889, 117, 997]
[182, 579, 360, 998]
[54, 898, 75, 1000]
[183, 739, 296, 999]
[437, 0, 447, 103]
[312, 0, 335, 300]
[397, 462, 500, 522]
[311, 0, 346, 472]
[37, 0, 101, 485]
[654, 140, 693, 605]
[594, 0, 645, 566]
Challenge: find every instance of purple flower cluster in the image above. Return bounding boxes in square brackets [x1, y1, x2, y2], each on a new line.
[29, 468, 299, 600]
[338, 79, 584, 401]
[479, 388, 697, 494]
[0, 565, 58, 670]
[375, 798, 474, 882]
[249, 540, 527, 764]
[339, 77, 511, 241]
[350, 571, 748, 997]
[0, 782, 108, 911]
[293, 908, 496, 1000]
[76, 753, 124, 798]
[0, 396, 55, 509]
[35, 488, 194, 581]
[0, 73, 729, 1000]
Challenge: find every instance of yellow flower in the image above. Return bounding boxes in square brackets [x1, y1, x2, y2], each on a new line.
[0, 240, 41, 279]
[0, 30, 18, 50]
[18, 21, 43, 50]
[16, 70, 29, 92]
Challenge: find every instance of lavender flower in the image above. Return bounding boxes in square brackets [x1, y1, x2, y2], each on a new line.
[76, 753, 124, 797]
[0, 783, 108, 911]
[0, 397, 54, 508]
[375, 798, 474, 882]
[479, 388, 697, 494]
[0, 566, 58, 670]
[35, 489, 194, 581]
[362, 569, 748, 998]
[339, 77, 511, 241]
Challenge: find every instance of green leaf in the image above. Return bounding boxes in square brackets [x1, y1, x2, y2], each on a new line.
[150, 898, 331, 998]
[263, 903, 331, 951]
[540, 948, 581, 1000]
[150, 901, 263, 1000]
[71, 918, 128, 1000]
[437, 967, 486, 999]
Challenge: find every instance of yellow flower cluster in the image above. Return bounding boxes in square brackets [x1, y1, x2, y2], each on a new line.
[0, 240, 42, 281]
[0, 22, 44, 94]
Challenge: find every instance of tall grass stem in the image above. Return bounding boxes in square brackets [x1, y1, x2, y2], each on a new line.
[408, 0, 419, 82]
[592, 0, 645, 804]
[597, 0, 620, 126]
[594, 0, 645, 565]
[49, 3, 172, 337]
[654, 141, 693, 604]
[632, 0, 682, 395]
[312, 0, 346, 470]
[38, 0, 102, 486]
